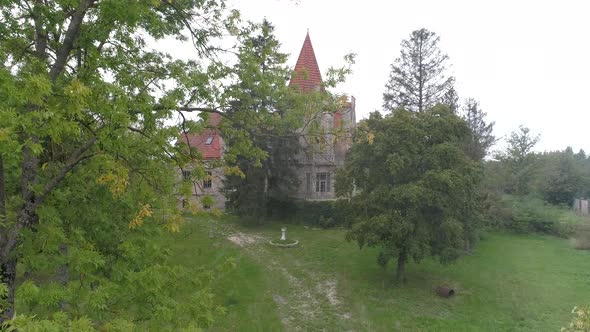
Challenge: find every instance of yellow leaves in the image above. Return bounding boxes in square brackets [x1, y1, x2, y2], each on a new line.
[164, 214, 185, 233]
[129, 204, 153, 229]
[67, 80, 91, 98]
[210, 208, 223, 218]
[224, 166, 245, 178]
[0, 128, 10, 142]
[185, 200, 201, 215]
[64, 80, 92, 117]
[335, 95, 349, 108]
[367, 131, 375, 145]
[96, 171, 129, 196]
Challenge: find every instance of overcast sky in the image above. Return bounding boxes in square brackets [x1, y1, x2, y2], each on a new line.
[226, 0, 590, 153]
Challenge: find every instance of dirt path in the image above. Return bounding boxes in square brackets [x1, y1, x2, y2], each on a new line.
[220, 225, 355, 331]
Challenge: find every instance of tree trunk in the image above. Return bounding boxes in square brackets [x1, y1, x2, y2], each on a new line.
[262, 165, 270, 221]
[0, 144, 40, 323]
[56, 244, 69, 311]
[0, 257, 16, 323]
[464, 238, 472, 253]
[0, 156, 16, 324]
[0, 155, 5, 219]
[396, 252, 407, 283]
[0, 155, 12, 323]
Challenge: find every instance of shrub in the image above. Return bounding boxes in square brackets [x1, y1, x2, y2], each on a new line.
[482, 192, 513, 229]
[499, 195, 585, 236]
[318, 216, 336, 229]
[271, 199, 351, 228]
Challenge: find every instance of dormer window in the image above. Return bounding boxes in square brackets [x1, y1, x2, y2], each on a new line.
[205, 136, 214, 145]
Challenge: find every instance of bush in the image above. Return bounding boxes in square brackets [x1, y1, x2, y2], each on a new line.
[268, 199, 350, 228]
[255, 198, 350, 228]
[498, 195, 585, 237]
[295, 200, 340, 228]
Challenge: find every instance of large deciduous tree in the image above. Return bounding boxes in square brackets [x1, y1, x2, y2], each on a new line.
[0, 0, 244, 327]
[383, 28, 455, 112]
[337, 106, 481, 282]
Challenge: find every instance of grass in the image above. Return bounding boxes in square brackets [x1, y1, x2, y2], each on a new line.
[165, 217, 590, 331]
[157, 217, 283, 331]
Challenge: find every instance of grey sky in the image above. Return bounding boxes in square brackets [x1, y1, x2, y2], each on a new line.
[232, 0, 590, 153]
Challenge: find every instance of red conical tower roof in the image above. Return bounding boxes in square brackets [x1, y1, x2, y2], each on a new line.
[290, 32, 323, 92]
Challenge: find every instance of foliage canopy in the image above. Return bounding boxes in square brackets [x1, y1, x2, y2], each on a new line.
[337, 106, 481, 281]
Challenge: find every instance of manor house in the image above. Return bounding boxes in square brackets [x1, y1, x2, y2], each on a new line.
[182, 32, 356, 209]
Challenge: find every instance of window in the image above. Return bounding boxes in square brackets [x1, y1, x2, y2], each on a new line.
[315, 172, 331, 193]
[203, 171, 212, 188]
[306, 173, 311, 193]
[182, 170, 191, 180]
[205, 136, 214, 145]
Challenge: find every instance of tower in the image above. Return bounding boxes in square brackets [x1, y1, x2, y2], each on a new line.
[289, 32, 356, 200]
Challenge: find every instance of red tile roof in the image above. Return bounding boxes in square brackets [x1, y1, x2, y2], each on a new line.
[180, 130, 222, 160]
[207, 112, 222, 127]
[290, 32, 323, 92]
[179, 113, 223, 160]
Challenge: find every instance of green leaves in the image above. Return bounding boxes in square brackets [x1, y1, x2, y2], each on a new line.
[340, 106, 481, 280]
[22, 74, 51, 106]
[0, 282, 7, 312]
[0, 0, 244, 327]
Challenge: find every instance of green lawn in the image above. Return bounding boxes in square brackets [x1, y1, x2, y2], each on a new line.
[166, 217, 590, 331]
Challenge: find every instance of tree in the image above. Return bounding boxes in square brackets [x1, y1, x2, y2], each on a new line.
[497, 126, 540, 195]
[504, 126, 540, 164]
[222, 20, 300, 220]
[383, 28, 455, 112]
[0, 0, 246, 327]
[442, 87, 460, 113]
[462, 98, 496, 160]
[540, 148, 585, 205]
[337, 106, 481, 282]
[221, 21, 355, 220]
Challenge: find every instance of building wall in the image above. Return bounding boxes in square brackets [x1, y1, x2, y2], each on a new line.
[293, 96, 356, 201]
[184, 165, 226, 210]
[179, 97, 356, 207]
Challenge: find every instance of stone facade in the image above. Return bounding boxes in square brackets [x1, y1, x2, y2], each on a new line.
[181, 163, 226, 210]
[293, 97, 356, 200]
[179, 113, 227, 211]
[289, 32, 356, 201]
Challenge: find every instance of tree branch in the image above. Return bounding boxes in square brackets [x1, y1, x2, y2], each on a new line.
[48, 0, 95, 82]
[34, 136, 97, 208]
